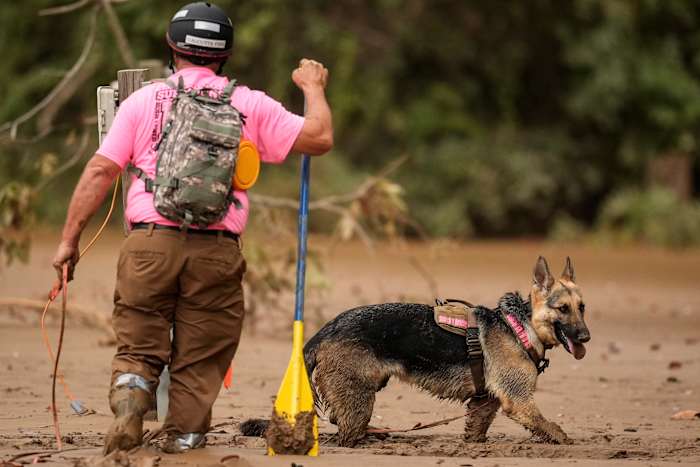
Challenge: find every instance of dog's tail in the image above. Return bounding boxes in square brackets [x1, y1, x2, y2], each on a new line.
[304, 334, 327, 412]
[303, 335, 319, 377]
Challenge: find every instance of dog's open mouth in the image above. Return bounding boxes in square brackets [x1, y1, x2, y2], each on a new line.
[555, 323, 586, 360]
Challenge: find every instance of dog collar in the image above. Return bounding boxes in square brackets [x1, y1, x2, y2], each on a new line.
[502, 312, 549, 374]
[498, 295, 550, 375]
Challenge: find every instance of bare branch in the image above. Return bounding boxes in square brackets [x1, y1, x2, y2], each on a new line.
[309, 154, 409, 208]
[0, 6, 99, 140]
[39, 0, 91, 16]
[34, 128, 92, 193]
[38, 0, 129, 16]
[249, 193, 373, 249]
[99, 0, 137, 68]
[248, 193, 299, 210]
[248, 156, 413, 248]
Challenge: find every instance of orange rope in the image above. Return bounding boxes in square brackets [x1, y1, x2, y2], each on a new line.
[40, 177, 121, 450]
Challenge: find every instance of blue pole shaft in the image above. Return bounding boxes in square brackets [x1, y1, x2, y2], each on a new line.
[293, 154, 311, 322]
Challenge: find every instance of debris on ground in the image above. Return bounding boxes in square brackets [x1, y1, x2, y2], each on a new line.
[671, 410, 700, 421]
[265, 411, 315, 455]
[73, 451, 160, 467]
[668, 361, 682, 370]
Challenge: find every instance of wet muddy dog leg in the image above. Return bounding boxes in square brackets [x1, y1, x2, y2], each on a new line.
[313, 341, 388, 447]
[463, 396, 500, 442]
[500, 395, 570, 444]
[315, 369, 376, 447]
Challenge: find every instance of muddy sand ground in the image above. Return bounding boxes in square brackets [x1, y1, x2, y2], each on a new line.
[1, 232, 699, 466]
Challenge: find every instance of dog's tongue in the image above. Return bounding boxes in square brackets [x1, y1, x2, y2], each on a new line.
[567, 337, 586, 360]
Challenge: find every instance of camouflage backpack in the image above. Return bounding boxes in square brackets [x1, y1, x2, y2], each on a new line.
[129, 76, 243, 228]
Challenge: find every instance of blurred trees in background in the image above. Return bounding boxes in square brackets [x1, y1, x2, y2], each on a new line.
[1, 0, 700, 250]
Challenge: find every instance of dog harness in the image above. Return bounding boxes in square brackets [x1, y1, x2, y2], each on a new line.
[434, 299, 488, 399]
[433, 296, 549, 399]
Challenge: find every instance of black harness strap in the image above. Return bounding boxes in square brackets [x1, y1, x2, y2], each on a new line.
[436, 298, 489, 399]
[466, 326, 488, 399]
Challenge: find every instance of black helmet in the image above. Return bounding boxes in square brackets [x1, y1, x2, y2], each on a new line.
[166, 2, 233, 59]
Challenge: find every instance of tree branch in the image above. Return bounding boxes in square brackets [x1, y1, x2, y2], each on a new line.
[0, 6, 99, 140]
[38, 0, 129, 16]
[248, 156, 412, 248]
[38, 0, 91, 16]
[34, 127, 92, 193]
[99, 0, 136, 68]
[309, 154, 409, 208]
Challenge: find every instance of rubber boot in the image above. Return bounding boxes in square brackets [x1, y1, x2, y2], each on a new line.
[103, 384, 152, 455]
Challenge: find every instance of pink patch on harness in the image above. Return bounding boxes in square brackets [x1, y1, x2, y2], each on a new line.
[438, 315, 468, 329]
[506, 314, 531, 348]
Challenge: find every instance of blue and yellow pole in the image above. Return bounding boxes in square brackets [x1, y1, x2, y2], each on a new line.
[268, 153, 319, 456]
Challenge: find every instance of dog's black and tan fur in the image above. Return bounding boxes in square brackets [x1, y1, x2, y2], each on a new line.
[244, 256, 590, 447]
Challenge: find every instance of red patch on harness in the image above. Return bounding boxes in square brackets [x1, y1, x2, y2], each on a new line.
[437, 315, 469, 329]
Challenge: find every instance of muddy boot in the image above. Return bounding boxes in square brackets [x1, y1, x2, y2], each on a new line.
[103, 373, 152, 455]
[162, 432, 206, 454]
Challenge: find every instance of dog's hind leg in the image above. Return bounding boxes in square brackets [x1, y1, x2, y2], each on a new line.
[463, 396, 500, 442]
[335, 383, 375, 447]
[313, 342, 390, 447]
[316, 370, 376, 447]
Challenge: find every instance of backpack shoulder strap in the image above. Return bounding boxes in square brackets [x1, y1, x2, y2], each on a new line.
[126, 164, 154, 192]
[220, 79, 237, 102]
[165, 76, 186, 92]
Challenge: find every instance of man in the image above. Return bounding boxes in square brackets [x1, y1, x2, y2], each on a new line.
[51, 1, 332, 454]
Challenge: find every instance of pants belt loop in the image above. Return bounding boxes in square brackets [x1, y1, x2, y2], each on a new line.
[146, 223, 155, 237]
[216, 231, 224, 244]
[180, 225, 188, 241]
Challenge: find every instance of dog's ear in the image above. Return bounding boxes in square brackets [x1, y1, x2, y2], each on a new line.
[561, 256, 575, 282]
[533, 256, 555, 293]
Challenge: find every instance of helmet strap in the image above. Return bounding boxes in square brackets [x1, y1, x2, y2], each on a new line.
[216, 59, 228, 76]
[168, 49, 176, 74]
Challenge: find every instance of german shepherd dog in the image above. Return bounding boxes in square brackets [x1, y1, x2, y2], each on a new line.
[244, 256, 590, 447]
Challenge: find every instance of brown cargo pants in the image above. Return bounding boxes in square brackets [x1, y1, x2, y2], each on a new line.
[110, 226, 246, 435]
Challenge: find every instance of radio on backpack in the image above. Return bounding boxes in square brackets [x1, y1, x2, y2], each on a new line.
[129, 76, 243, 228]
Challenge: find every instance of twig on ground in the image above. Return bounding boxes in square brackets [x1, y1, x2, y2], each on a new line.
[5, 447, 94, 464]
[0, 297, 112, 335]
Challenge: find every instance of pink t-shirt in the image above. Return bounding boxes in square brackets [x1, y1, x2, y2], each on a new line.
[97, 66, 305, 233]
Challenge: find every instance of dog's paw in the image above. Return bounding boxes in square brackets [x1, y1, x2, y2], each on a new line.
[531, 422, 571, 445]
[545, 423, 570, 445]
[463, 432, 487, 443]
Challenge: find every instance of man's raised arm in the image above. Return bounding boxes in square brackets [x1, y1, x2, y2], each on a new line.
[291, 58, 333, 155]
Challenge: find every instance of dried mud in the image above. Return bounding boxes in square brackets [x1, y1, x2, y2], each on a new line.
[1, 233, 699, 466]
[265, 411, 315, 455]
